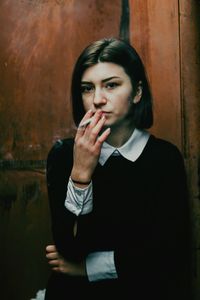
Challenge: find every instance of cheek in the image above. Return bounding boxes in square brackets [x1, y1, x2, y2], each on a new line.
[82, 98, 91, 111]
[114, 97, 131, 115]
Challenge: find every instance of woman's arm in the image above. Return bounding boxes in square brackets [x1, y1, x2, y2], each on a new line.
[46, 110, 110, 262]
[46, 245, 86, 277]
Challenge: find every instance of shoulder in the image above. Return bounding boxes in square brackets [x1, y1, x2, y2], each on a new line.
[47, 137, 74, 166]
[48, 137, 74, 155]
[149, 134, 182, 155]
[46, 138, 75, 182]
[147, 134, 185, 166]
[145, 135, 187, 187]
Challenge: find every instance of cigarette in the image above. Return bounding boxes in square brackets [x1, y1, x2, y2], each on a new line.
[79, 117, 93, 128]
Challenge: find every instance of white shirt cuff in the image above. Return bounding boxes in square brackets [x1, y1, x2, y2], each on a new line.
[64, 177, 93, 216]
[86, 251, 118, 282]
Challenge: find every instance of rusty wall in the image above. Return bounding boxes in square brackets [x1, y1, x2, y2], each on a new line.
[0, 0, 121, 161]
[179, 1, 200, 299]
[0, 1, 122, 299]
[0, 0, 200, 299]
[129, 0, 182, 149]
[129, 1, 200, 299]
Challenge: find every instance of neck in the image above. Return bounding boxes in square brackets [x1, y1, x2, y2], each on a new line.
[105, 123, 135, 148]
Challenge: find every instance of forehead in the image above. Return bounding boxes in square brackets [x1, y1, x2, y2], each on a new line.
[81, 62, 130, 82]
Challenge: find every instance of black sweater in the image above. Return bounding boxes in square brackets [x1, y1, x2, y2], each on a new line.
[45, 135, 191, 300]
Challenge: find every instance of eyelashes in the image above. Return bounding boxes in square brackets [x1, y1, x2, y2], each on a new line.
[105, 82, 119, 89]
[81, 85, 94, 94]
[81, 82, 120, 94]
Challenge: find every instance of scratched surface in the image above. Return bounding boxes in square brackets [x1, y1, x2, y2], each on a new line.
[0, 0, 121, 299]
[129, 0, 182, 149]
[130, 1, 200, 299]
[0, 0, 121, 161]
[1, 1, 199, 299]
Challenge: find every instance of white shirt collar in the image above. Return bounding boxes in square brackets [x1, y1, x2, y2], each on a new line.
[99, 128, 150, 166]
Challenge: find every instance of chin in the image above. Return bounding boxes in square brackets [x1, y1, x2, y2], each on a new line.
[104, 120, 114, 128]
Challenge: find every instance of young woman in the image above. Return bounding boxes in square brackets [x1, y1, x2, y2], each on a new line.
[45, 38, 191, 299]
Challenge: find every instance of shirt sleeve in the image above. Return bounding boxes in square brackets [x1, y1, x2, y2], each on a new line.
[86, 251, 118, 282]
[65, 177, 93, 216]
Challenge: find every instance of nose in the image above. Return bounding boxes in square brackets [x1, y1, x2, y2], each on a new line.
[93, 88, 107, 107]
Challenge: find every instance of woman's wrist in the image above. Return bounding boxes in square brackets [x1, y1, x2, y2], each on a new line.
[70, 169, 92, 185]
[71, 178, 91, 185]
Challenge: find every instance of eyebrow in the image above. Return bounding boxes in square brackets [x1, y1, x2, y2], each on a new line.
[81, 76, 121, 84]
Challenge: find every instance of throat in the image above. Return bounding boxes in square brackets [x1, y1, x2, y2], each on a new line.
[106, 125, 135, 148]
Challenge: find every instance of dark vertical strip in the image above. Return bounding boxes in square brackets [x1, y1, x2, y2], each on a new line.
[119, 0, 130, 42]
[178, 0, 186, 156]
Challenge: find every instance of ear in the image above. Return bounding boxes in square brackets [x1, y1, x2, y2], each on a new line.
[133, 82, 143, 104]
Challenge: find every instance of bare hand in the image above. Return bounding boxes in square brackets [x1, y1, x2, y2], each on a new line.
[46, 245, 86, 276]
[71, 110, 110, 182]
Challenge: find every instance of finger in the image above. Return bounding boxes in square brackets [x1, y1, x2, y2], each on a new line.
[77, 110, 93, 136]
[46, 252, 59, 260]
[46, 245, 57, 253]
[52, 266, 67, 274]
[48, 259, 59, 266]
[86, 115, 106, 144]
[79, 117, 93, 128]
[96, 127, 111, 145]
[76, 110, 102, 143]
[93, 115, 106, 133]
[86, 110, 102, 129]
[79, 109, 93, 126]
[83, 111, 103, 141]
[52, 267, 60, 272]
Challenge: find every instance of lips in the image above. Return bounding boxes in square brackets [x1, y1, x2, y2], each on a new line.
[91, 111, 111, 116]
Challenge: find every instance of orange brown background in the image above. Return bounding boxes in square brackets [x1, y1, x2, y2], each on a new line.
[0, 1, 199, 299]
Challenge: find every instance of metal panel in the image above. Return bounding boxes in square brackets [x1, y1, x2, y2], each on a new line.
[0, 1, 121, 299]
[129, 0, 182, 149]
[179, 1, 200, 299]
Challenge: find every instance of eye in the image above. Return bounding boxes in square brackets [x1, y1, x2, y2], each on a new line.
[105, 82, 119, 89]
[81, 85, 94, 94]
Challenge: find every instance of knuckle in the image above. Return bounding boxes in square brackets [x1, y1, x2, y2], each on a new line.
[97, 137, 103, 144]
[74, 136, 81, 144]
[75, 139, 83, 148]
[60, 266, 66, 273]
[91, 129, 97, 136]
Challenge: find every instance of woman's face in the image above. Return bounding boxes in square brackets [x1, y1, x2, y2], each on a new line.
[81, 62, 134, 127]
